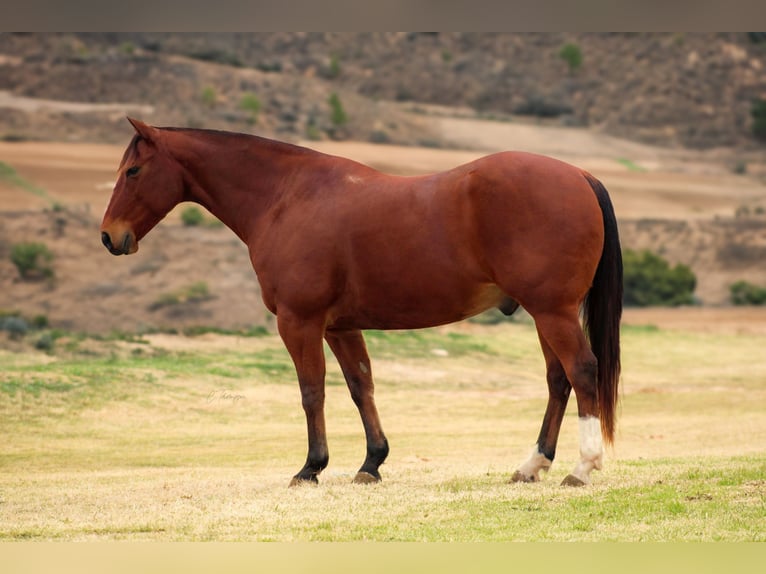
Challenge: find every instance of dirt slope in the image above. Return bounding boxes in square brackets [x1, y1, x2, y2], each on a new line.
[2, 33, 766, 149]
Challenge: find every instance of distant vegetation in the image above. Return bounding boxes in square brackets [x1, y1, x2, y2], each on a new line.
[729, 280, 766, 305]
[328, 92, 348, 127]
[187, 49, 243, 68]
[181, 206, 205, 227]
[10, 242, 54, 281]
[623, 249, 697, 307]
[558, 42, 583, 74]
[239, 92, 262, 124]
[201, 86, 217, 108]
[180, 206, 222, 228]
[150, 282, 212, 311]
[751, 98, 766, 141]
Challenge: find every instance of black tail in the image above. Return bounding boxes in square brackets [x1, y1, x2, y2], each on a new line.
[582, 173, 623, 446]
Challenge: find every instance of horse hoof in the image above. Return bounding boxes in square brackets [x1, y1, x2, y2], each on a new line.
[353, 471, 381, 485]
[560, 474, 587, 487]
[510, 470, 536, 483]
[289, 476, 319, 488]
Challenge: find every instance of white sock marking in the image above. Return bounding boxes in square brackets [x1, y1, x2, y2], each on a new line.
[569, 416, 604, 483]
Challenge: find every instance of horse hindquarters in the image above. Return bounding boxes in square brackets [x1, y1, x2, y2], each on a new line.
[509, 172, 622, 486]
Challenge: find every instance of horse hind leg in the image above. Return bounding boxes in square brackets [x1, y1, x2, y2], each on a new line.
[533, 310, 603, 487]
[325, 329, 389, 484]
[511, 331, 571, 483]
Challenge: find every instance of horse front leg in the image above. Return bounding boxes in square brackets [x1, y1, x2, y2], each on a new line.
[325, 329, 389, 484]
[277, 313, 329, 486]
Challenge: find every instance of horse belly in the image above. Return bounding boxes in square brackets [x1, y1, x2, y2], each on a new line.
[329, 275, 505, 331]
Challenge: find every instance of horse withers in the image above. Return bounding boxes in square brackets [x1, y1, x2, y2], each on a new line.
[101, 118, 622, 487]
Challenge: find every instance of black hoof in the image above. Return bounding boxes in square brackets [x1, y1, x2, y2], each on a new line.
[353, 471, 381, 484]
[560, 474, 587, 487]
[510, 470, 536, 483]
[289, 475, 319, 488]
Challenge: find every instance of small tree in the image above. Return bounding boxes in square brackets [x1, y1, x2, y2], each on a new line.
[328, 92, 347, 127]
[327, 54, 341, 78]
[559, 43, 583, 74]
[623, 249, 696, 307]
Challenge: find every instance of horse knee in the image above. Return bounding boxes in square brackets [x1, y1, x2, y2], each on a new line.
[300, 385, 325, 412]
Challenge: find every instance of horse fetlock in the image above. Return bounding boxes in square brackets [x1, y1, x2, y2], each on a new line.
[367, 439, 389, 466]
[512, 450, 553, 483]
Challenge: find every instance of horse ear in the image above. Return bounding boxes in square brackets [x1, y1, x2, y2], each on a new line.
[127, 117, 159, 142]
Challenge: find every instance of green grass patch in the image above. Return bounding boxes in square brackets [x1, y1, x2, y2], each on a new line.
[364, 329, 496, 358]
[615, 157, 648, 172]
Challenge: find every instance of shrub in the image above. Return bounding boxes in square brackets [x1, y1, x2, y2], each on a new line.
[1, 316, 29, 340]
[623, 249, 696, 307]
[201, 86, 217, 108]
[181, 206, 205, 227]
[729, 280, 766, 305]
[305, 115, 322, 141]
[751, 98, 766, 141]
[239, 92, 262, 124]
[323, 54, 341, 79]
[369, 130, 391, 144]
[559, 43, 583, 74]
[35, 332, 55, 352]
[514, 96, 573, 118]
[150, 282, 212, 311]
[328, 92, 347, 127]
[188, 50, 243, 67]
[11, 242, 54, 280]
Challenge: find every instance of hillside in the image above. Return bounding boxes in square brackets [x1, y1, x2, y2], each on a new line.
[2, 33, 766, 334]
[2, 33, 766, 149]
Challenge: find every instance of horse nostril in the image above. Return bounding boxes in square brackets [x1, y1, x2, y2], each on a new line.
[101, 231, 113, 251]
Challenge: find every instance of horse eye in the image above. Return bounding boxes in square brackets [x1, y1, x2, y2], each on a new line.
[126, 166, 141, 177]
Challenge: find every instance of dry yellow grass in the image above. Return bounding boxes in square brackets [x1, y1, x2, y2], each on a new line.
[1, 313, 764, 541]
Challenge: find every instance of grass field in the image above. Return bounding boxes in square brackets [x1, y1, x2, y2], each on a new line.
[0, 317, 764, 541]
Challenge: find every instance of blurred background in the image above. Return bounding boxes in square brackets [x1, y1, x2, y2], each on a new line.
[1, 32, 765, 335]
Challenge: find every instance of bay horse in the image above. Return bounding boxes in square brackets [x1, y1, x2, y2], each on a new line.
[101, 118, 622, 487]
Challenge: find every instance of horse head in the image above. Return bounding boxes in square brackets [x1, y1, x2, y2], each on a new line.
[100, 118, 185, 255]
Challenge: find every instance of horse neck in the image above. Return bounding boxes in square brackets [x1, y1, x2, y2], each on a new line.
[167, 129, 314, 243]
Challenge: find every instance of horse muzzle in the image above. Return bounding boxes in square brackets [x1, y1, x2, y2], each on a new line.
[101, 230, 138, 256]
